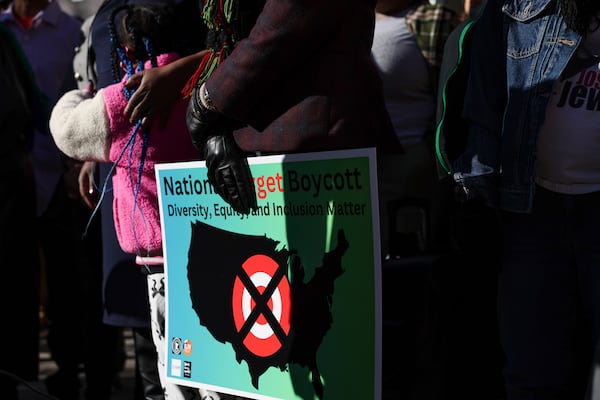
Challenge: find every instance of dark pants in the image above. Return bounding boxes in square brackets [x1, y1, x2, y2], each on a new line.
[0, 156, 39, 400]
[499, 186, 600, 399]
[41, 178, 122, 400]
[133, 327, 164, 400]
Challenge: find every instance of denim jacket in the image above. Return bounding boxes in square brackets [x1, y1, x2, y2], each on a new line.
[435, 0, 581, 213]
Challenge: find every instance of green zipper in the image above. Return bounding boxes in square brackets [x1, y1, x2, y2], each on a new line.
[434, 20, 474, 175]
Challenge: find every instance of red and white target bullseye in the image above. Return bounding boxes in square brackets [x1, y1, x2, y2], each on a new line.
[232, 254, 291, 357]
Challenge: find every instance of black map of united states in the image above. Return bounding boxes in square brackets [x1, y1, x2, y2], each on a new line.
[186, 221, 349, 399]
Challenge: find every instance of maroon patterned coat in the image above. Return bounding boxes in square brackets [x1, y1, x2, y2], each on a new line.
[204, 0, 402, 155]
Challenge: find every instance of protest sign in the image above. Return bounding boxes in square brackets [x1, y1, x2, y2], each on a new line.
[156, 148, 382, 399]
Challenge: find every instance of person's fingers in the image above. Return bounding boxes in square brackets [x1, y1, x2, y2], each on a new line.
[125, 90, 147, 123]
[78, 173, 89, 200]
[78, 165, 89, 195]
[141, 115, 152, 130]
[81, 192, 95, 209]
[233, 161, 258, 213]
[78, 164, 96, 209]
[215, 162, 257, 215]
[83, 177, 96, 208]
[124, 73, 145, 121]
[124, 71, 142, 90]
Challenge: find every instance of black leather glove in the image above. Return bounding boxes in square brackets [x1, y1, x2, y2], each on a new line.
[186, 85, 258, 214]
[203, 133, 258, 214]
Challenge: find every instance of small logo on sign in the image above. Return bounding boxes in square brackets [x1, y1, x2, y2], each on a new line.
[183, 339, 192, 356]
[171, 359, 182, 377]
[171, 337, 182, 354]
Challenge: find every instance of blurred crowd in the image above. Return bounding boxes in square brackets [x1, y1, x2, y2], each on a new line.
[3, 0, 600, 399]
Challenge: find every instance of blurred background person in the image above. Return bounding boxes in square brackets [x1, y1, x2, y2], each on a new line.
[371, 1, 462, 399]
[373, 0, 459, 259]
[436, 0, 600, 397]
[0, 23, 45, 400]
[0, 0, 124, 399]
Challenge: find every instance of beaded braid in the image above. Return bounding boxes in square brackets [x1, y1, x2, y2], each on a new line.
[83, 3, 132, 238]
[107, 4, 131, 87]
[108, 4, 170, 95]
[181, 0, 265, 98]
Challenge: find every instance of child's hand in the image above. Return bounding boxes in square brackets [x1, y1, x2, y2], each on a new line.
[78, 161, 99, 209]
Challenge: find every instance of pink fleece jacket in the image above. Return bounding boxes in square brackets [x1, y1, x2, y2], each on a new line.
[103, 53, 199, 255]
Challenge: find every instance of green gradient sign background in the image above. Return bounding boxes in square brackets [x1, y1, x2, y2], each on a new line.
[156, 148, 382, 400]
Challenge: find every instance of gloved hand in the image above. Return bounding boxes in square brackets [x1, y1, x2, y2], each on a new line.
[186, 85, 258, 214]
[203, 133, 258, 214]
